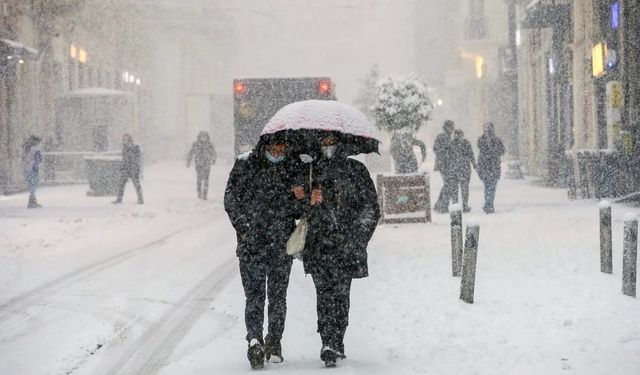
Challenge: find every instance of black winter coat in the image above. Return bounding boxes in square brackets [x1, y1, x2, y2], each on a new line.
[301, 157, 380, 279]
[449, 138, 475, 179]
[121, 143, 141, 173]
[391, 133, 427, 174]
[224, 153, 299, 261]
[433, 131, 452, 172]
[477, 134, 505, 182]
[187, 140, 216, 169]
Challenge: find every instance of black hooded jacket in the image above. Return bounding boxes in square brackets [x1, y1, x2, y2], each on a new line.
[224, 147, 300, 261]
[301, 155, 380, 279]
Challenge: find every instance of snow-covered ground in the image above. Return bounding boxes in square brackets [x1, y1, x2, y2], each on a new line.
[1, 161, 639, 375]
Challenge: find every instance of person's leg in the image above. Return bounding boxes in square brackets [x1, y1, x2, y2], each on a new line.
[461, 177, 470, 211]
[312, 271, 333, 347]
[333, 276, 352, 358]
[202, 166, 211, 200]
[487, 179, 498, 211]
[26, 174, 38, 208]
[114, 172, 127, 203]
[196, 167, 204, 199]
[239, 258, 267, 342]
[131, 172, 143, 204]
[450, 177, 460, 205]
[265, 256, 293, 361]
[435, 171, 450, 211]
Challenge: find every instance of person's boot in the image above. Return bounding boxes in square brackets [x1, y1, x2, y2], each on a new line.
[463, 205, 471, 213]
[137, 196, 144, 205]
[247, 338, 265, 369]
[320, 346, 337, 368]
[264, 336, 283, 363]
[27, 195, 41, 208]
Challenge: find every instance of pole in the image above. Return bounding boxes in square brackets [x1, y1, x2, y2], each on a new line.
[622, 214, 638, 297]
[450, 204, 463, 277]
[460, 221, 480, 304]
[599, 200, 613, 273]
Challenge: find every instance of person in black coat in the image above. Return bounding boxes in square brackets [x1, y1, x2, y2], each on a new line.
[292, 133, 380, 367]
[477, 122, 505, 213]
[450, 129, 476, 212]
[433, 120, 456, 213]
[187, 131, 217, 200]
[390, 131, 427, 174]
[224, 134, 299, 369]
[113, 133, 144, 204]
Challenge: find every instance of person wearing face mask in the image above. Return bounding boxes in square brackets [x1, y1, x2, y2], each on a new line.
[292, 133, 380, 368]
[224, 134, 299, 369]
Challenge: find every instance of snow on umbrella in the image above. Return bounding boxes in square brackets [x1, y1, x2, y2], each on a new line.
[261, 100, 380, 155]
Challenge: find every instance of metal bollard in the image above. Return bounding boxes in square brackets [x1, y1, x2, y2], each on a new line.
[599, 200, 612, 274]
[460, 221, 480, 304]
[450, 204, 463, 277]
[622, 214, 638, 297]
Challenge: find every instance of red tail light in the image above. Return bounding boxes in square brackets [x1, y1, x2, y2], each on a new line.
[234, 82, 245, 94]
[319, 80, 331, 94]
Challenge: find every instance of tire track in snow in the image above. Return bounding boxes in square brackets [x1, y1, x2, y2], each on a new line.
[101, 259, 237, 375]
[0, 216, 224, 327]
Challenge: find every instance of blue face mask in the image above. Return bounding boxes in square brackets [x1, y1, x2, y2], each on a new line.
[265, 151, 285, 164]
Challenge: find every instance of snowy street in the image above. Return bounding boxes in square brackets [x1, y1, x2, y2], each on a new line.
[0, 161, 638, 374]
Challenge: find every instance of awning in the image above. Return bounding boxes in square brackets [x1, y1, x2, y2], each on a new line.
[65, 87, 134, 97]
[0, 39, 39, 58]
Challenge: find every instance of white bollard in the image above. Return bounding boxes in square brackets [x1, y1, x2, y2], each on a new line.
[599, 200, 612, 274]
[622, 213, 638, 297]
[450, 204, 463, 277]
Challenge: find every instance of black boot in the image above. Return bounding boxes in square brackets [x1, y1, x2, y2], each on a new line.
[247, 338, 265, 369]
[265, 336, 283, 363]
[321, 346, 337, 368]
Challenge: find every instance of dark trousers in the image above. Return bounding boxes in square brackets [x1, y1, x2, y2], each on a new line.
[196, 166, 210, 199]
[434, 171, 456, 210]
[312, 270, 352, 352]
[482, 178, 498, 210]
[116, 170, 143, 202]
[452, 175, 471, 209]
[239, 255, 293, 342]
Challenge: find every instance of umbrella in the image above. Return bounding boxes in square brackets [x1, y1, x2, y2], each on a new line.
[261, 100, 380, 155]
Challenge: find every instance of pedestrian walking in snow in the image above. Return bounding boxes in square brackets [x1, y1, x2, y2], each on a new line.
[450, 129, 476, 212]
[112, 133, 144, 204]
[390, 130, 427, 174]
[433, 120, 456, 213]
[477, 122, 505, 213]
[224, 134, 299, 370]
[293, 133, 380, 368]
[186, 131, 217, 200]
[22, 135, 43, 208]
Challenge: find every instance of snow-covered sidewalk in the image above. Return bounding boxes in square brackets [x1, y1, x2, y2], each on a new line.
[1, 162, 639, 374]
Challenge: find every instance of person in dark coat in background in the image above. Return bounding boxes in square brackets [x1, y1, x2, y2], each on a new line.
[477, 122, 505, 213]
[113, 133, 144, 204]
[292, 133, 380, 368]
[187, 131, 217, 200]
[450, 129, 476, 212]
[22, 135, 43, 208]
[224, 134, 298, 369]
[432, 120, 456, 213]
[390, 131, 427, 174]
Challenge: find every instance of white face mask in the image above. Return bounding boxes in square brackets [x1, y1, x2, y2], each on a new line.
[265, 151, 285, 163]
[321, 145, 338, 159]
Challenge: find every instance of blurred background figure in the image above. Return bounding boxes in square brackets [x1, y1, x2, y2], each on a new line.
[113, 133, 144, 205]
[390, 129, 427, 174]
[187, 131, 217, 200]
[450, 129, 476, 212]
[477, 122, 505, 213]
[432, 120, 455, 213]
[21, 135, 43, 209]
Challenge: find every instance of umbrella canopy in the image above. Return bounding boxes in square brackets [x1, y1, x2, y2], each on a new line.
[261, 100, 380, 155]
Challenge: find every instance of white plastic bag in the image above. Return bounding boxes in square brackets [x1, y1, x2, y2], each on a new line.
[287, 217, 309, 256]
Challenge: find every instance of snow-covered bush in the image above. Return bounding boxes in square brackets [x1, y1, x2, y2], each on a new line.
[370, 75, 433, 132]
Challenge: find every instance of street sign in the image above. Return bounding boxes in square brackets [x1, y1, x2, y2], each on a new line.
[377, 173, 431, 224]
